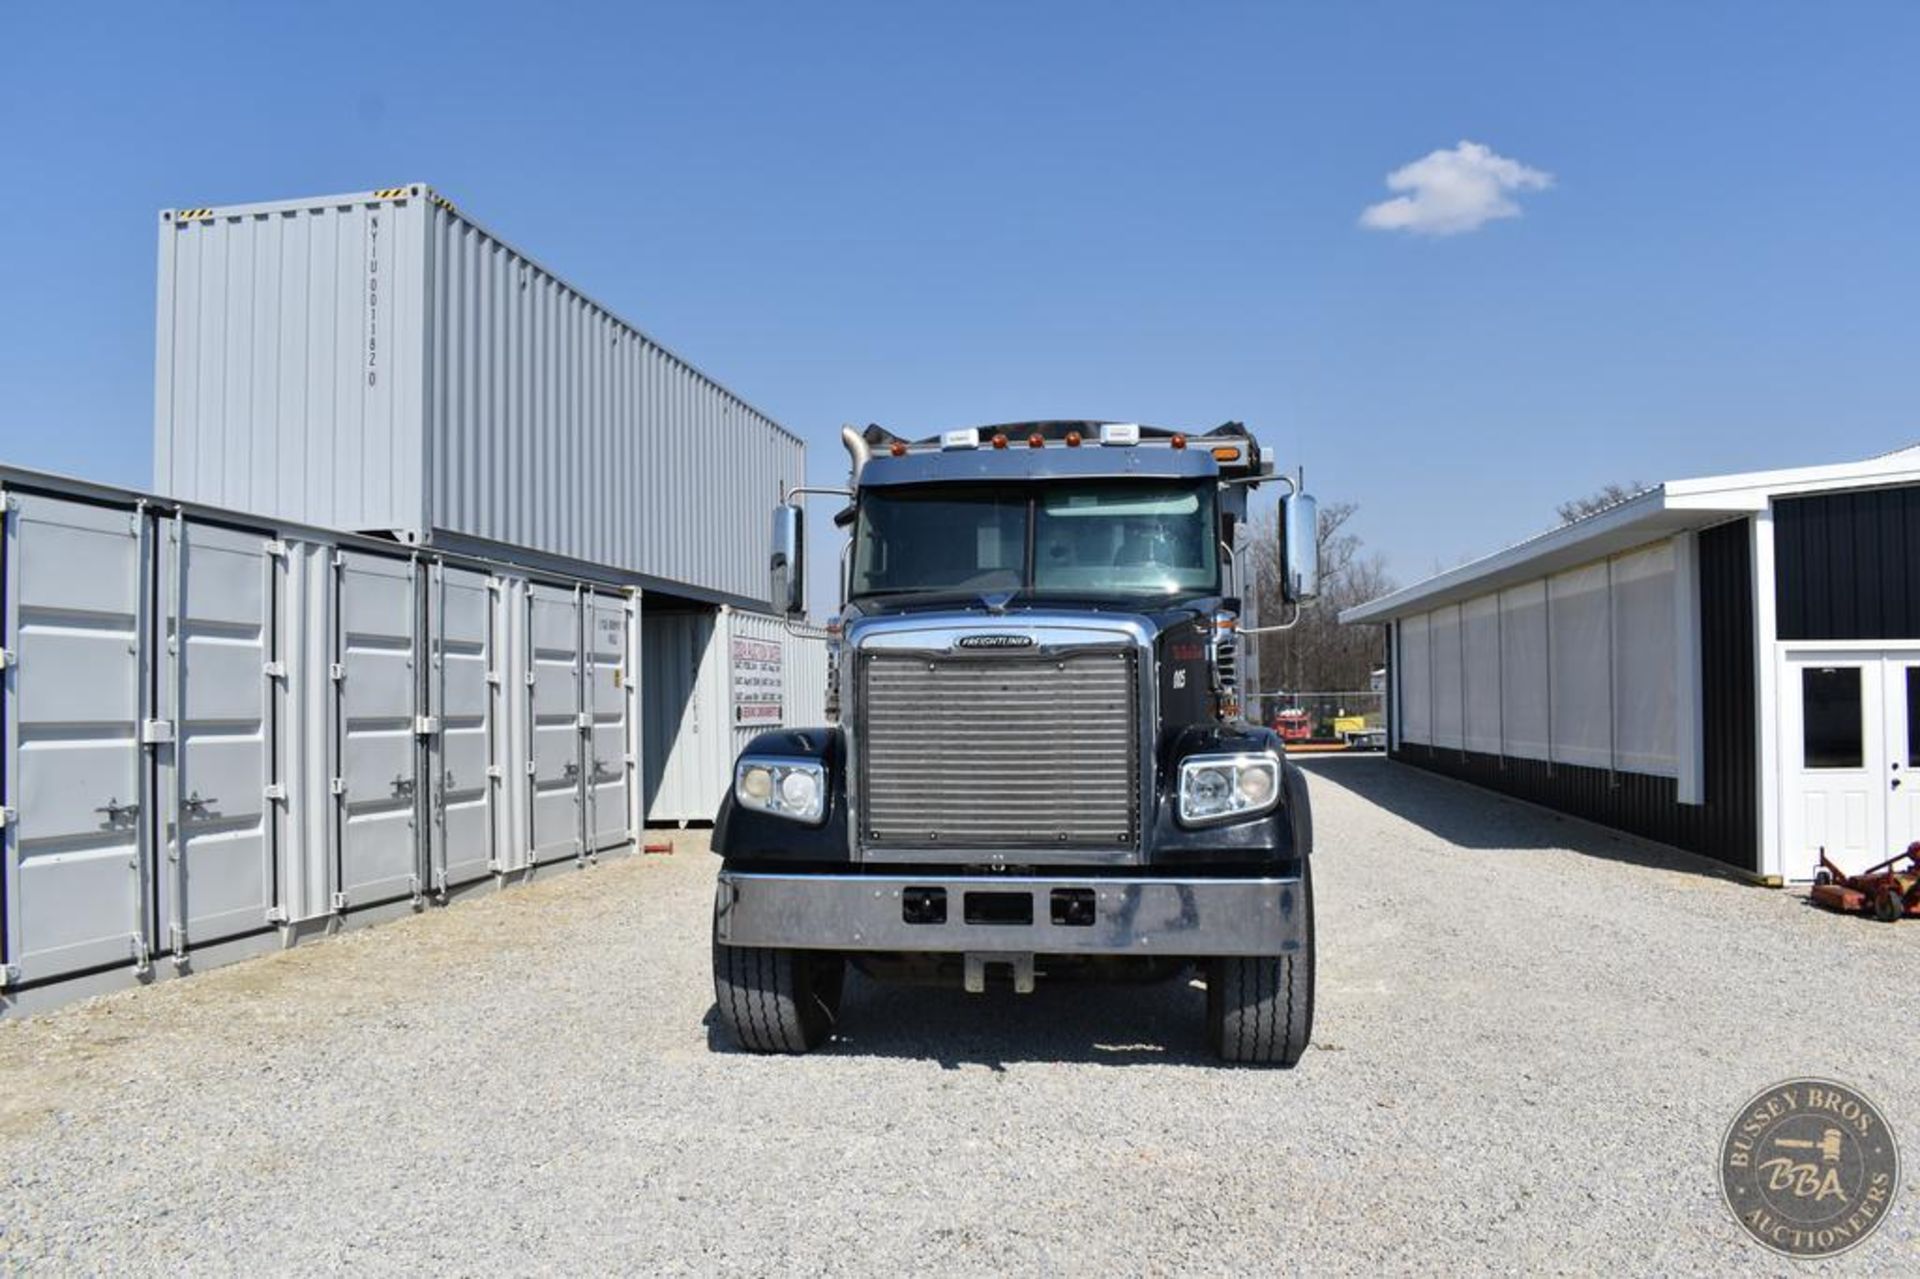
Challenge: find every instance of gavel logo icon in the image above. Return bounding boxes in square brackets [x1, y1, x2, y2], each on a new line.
[1773, 1128, 1845, 1165]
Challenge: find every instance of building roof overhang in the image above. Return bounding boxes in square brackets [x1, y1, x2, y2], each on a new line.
[1341, 443, 1920, 624]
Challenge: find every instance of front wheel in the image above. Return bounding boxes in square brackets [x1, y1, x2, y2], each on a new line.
[1206, 865, 1314, 1066]
[712, 939, 845, 1053]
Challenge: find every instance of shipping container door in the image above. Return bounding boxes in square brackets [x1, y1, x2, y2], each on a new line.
[334, 552, 422, 907]
[585, 592, 632, 852]
[430, 564, 496, 889]
[156, 518, 277, 949]
[2, 493, 149, 984]
[526, 584, 583, 863]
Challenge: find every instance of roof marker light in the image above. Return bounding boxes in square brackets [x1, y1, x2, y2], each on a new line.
[941, 428, 981, 451]
[1211, 445, 1241, 463]
[1171, 434, 1187, 450]
[889, 441, 907, 457]
[991, 433, 1008, 449]
[1028, 434, 1044, 448]
[1099, 423, 1141, 447]
[1065, 431, 1083, 448]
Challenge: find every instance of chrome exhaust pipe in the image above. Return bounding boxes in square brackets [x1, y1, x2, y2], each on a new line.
[841, 424, 872, 483]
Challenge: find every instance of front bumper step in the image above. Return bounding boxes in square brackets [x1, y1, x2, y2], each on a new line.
[714, 871, 1305, 957]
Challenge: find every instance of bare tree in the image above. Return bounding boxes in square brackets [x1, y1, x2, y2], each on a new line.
[1243, 501, 1394, 704]
[1556, 482, 1646, 525]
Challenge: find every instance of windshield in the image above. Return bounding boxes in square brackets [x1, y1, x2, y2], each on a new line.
[851, 481, 1218, 601]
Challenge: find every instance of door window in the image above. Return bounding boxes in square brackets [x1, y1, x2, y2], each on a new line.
[1907, 668, 1920, 769]
[1802, 666, 1864, 769]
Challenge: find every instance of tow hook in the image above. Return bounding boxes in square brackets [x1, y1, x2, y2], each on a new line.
[964, 952, 1036, 994]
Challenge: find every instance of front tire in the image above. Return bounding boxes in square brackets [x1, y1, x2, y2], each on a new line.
[712, 939, 845, 1053]
[1207, 864, 1314, 1066]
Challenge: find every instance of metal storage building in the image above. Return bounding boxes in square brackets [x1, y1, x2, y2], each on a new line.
[1343, 444, 1920, 885]
[152, 185, 803, 608]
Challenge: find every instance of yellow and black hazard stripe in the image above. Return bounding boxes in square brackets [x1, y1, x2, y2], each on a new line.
[174, 208, 214, 221]
[372, 186, 410, 200]
[431, 193, 459, 216]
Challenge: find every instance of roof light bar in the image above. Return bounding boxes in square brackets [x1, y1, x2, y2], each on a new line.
[941, 428, 981, 451]
[1099, 423, 1141, 447]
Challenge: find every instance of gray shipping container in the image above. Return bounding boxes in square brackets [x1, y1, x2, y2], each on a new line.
[642, 607, 830, 824]
[1, 464, 639, 1015]
[153, 185, 803, 608]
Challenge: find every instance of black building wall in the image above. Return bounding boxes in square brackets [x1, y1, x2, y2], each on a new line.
[1775, 483, 1920, 641]
[1389, 518, 1759, 872]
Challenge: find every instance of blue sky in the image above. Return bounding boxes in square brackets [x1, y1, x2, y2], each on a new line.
[2, 2, 1916, 591]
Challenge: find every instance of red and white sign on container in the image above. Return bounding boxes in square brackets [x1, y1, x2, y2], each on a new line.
[732, 636, 785, 726]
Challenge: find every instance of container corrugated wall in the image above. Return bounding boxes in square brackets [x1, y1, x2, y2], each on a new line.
[154, 186, 803, 607]
[641, 607, 831, 824]
[0, 463, 641, 1015]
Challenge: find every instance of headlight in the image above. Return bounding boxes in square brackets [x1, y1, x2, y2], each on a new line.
[1178, 752, 1281, 825]
[734, 757, 826, 824]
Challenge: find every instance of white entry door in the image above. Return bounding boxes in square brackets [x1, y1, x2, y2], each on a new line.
[1886, 657, 1920, 859]
[1783, 651, 1920, 878]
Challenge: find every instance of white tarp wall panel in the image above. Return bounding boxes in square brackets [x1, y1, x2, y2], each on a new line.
[1462, 594, 1503, 755]
[1610, 543, 1678, 776]
[1499, 582, 1551, 760]
[1429, 605, 1465, 750]
[1394, 539, 1685, 782]
[156, 517, 279, 951]
[1, 492, 151, 985]
[1548, 563, 1613, 769]
[1397, 614, 1431, 745]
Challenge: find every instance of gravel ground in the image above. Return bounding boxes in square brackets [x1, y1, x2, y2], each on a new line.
[3, 756, 1918, 1274]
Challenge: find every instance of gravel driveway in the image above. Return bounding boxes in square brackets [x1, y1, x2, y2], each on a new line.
[3, 756, 1916, 1274]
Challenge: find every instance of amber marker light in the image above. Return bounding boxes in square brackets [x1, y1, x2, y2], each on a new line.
[1028, 434, 1044, 448]
[889, 441, 907, 457]
[991, 433, 1008, 449]
[1211, 446, 1240, 463]
[1065, 431, 1082, 447]
[1171, 434, 1187, 450]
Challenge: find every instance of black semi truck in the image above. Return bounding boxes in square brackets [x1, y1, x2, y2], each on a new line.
[709, 420, 1321, 1064]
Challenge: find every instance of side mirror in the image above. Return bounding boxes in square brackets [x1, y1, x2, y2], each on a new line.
[771, 503, 805, 617]
[1282, 493, 1319, 603]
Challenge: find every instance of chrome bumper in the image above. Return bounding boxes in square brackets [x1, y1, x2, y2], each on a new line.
[714, 871, 1306, 957]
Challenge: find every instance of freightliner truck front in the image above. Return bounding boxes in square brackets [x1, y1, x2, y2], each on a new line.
[710, 421, 1321, 1064]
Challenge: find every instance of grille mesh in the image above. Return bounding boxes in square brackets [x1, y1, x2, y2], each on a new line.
[860, 649, 1139, 849]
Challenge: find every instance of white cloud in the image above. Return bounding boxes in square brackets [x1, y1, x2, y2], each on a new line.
[1359, 140, 1553, 236]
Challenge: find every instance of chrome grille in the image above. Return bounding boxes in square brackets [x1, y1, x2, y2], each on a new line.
[860, 648, 1140, 850]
